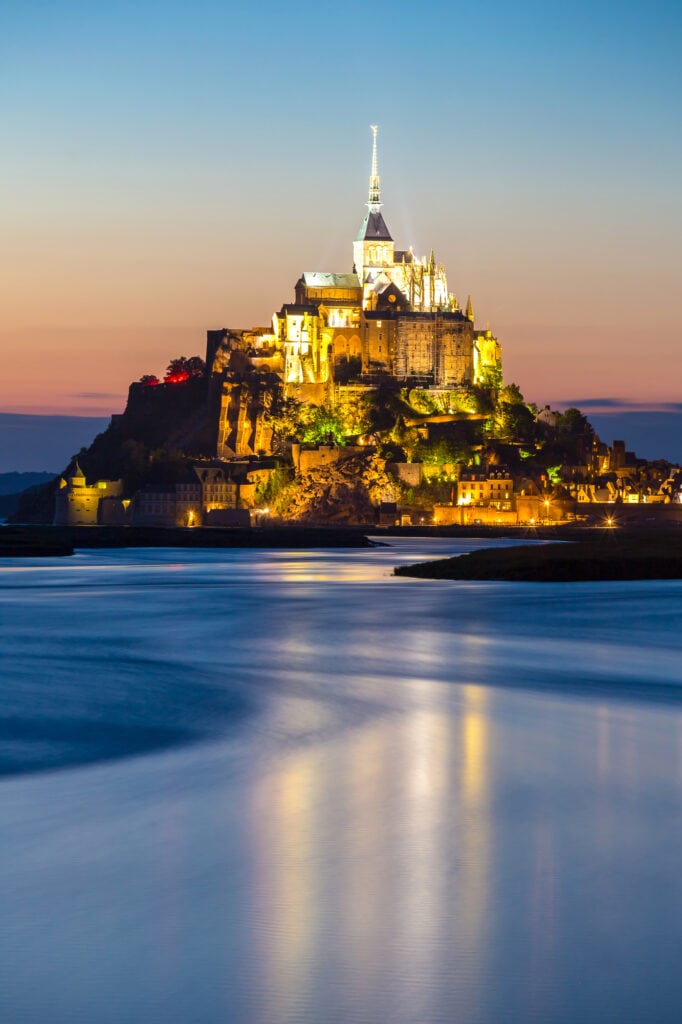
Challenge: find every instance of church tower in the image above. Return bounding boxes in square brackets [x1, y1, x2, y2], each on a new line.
[353, 126, 395, 306]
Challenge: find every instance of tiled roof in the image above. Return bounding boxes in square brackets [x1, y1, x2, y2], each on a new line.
[356, 210, 392, 241]
[302, 272, 361, 289]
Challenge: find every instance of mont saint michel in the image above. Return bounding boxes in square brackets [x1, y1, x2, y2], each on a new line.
[12, 129, 680, 534]
[3, 103, 682, 1024]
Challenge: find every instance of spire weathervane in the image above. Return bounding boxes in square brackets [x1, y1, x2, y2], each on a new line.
[368, 124, 382, 210]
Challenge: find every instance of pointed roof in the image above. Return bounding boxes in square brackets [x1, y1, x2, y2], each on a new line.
[368, 124, 381, 208]
[356, 209, 392, 242]
[355, 126, 393, 242]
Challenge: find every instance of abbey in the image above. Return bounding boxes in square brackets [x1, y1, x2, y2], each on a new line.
[207, 127, 501, 395]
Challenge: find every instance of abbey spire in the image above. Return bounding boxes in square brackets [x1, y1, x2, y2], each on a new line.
[355, 126, 392, 243]
[354, 126, 394, 294]
[368, 124, 382, 210]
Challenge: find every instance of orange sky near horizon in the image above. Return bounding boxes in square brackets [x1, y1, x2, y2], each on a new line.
[2, 192, 678, 417]
[2, 1, 680, 419]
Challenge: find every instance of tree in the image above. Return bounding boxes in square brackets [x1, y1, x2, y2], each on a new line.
[495, 402, 537, 443]
[415, 437, 461, 466]
[499, 383, 525, 405]
[334, 391, 373, 436]
[478, 365, 503, 391]
[139, 374, 159, 386]
[266, 396, 316, 451]
[301, 406, 347, 445]
[164, 356, 205, 382]
[389, 417, 421, 461]
[407, 389, 438, 415]
[557, 407, 593, 438]
[468, 386, 495, 416]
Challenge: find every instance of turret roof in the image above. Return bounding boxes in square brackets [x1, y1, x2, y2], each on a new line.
[356, 210, 393, 242]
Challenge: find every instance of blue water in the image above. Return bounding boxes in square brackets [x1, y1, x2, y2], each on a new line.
[2, 538, 682, 1024]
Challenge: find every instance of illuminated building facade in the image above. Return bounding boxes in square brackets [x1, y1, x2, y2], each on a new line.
[206, 128, 503, 436]
[275, 126, 502, 389]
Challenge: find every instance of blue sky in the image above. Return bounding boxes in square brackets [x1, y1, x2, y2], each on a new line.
[1, 0, 681, 424]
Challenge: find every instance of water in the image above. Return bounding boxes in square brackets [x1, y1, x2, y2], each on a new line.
[2, 538, 682, 1024]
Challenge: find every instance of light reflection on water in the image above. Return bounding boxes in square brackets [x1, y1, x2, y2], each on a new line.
[1, 539, 682, 1023]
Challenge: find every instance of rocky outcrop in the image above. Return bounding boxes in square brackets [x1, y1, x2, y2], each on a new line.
[277, 452, 400, 524]
[216, 376, 281, 457]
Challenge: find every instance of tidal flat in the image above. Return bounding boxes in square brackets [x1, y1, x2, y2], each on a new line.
[2, 538, 682, 1024]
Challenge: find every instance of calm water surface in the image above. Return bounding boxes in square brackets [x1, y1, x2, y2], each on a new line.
[2, 538, 682, 1024]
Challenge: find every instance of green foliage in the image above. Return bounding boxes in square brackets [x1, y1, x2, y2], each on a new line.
[468, 386, 495, 416]
[478, 365, 503, 391]
[415, 437, 464, 466]
[492, 402, 537, 443]
[270, 480, 297, 517]
[403, 476, 458, 509]
[499, 383, 525, 405]
[407, 389, 438, 415]
[388, 417, 422, 461]
[267, 397, 311, 450]
[254, 464, 294, 505]
[269, 394, 371, 447]
[301, 406, 347, 445]
[443, 389, 480, 414]
[334, 391, 373, 436]
[425, 418, 484, 462]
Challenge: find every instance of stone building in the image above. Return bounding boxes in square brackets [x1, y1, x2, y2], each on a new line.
[53, 460, 124, 525]
[457, 468, 514, 512]
[206, 127, 502, 400]
[132, 464, 239, 526]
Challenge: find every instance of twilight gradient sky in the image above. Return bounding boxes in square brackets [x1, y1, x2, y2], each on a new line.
[1, 0, 681, 417]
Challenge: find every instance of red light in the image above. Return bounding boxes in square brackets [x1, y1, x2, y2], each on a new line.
[164, 371, 190, 384]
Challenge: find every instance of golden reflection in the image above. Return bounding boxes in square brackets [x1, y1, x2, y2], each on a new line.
[457, 683, 491, 1003]
[462, 684, 489, 804]
[341, 722, 393, 1005]
[250, 746, 321, 1020]
[245, 684, 495, 1018]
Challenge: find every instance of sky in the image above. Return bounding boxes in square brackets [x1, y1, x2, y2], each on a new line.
[1, 0, 681, 428]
